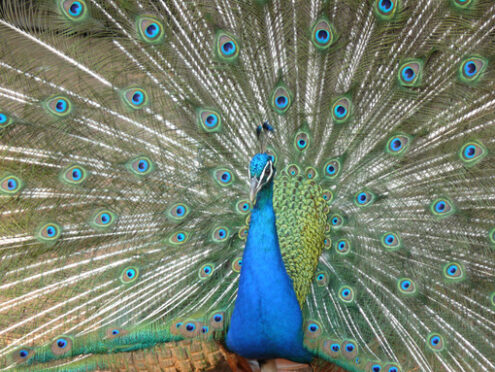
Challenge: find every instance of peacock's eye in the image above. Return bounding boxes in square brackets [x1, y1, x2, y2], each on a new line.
[215, 31, 240, 62]
[121, 266, 139, 283]
[137, 15, 165, 43]
[338, 285, 355, 303]
[128, 156, 153, 176]
[386, 134, 410, 155]
[443, 262, 464, 280]
[332, 97, 352, 123]
[61, 165, 88, 185]
[271, 84, 292, 114]
[355, 190, 375, 207]
[398, 60, 422, 87]
[45, 96, 72, 117]
[427, 333, 444, 351]
[0, 174, 23, 194]
[430, 198, 455, 218]
[397, 278, 416, 295]
[50, 336, 73, 355]
[123, 88, 148, 109]
[311, 19, 335, 49]
[304, 321, 322, 338]
[197, 108, 222, 132]
[60, 0, 88, 21]
[214, 168, 234, 186]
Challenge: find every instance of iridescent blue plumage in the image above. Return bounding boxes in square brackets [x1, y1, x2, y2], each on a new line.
[226, 154, 312, 362]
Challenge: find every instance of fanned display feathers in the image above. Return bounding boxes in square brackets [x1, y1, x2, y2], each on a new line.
[0, 0, 494, 371]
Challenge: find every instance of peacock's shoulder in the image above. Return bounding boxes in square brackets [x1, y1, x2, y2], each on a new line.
[273, 168, 330, 306]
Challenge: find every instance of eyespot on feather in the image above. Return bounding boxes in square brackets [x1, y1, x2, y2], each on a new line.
[44, 96, 72, 117]
[122, 87, 149, 110]
[60, 165, 88, 185]
[430, 198, 455, 218]
[0, 111, 14, 128]
[121, 266, 139, 284]
[459, 141, 487, 166]
[271, 84, 293, 115]
[398, 60, 423, 87]
[197, 108, 222, 132]
[127, 156, 154, 176]
[12, 348, 34, 364]
[199, 263, 215, 280]
[36, 222, 62, 243]
[50, 336, 73, 356]
[214, 31, 240, 62]
[331, 97, 352, 124]
[136, 15, 165, 44]
[374, 0, 399, 20]
[213, 168, 234, 186]
[91, 210, 117, 229]
[59, 0, 89, 22]
[311, 18, 336, 50]
[0, 174, 23, 195]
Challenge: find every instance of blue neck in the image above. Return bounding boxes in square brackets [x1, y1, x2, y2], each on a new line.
[226, 182, 311, 362]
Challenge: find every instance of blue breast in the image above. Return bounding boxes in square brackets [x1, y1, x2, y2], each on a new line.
[226, 184, 312, 362]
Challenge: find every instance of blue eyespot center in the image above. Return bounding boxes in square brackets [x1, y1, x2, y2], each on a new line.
[145, 23, 160, 38]
[205, 114, 218, 127]
[386, 234, 395, 244]
[401, 280, 411, 290]
[221, 41, 236, 56]
[69, 2, 82, 16]
[334, 105, 347, 118]
[56, 339, 67, 348]
[431, 336, 440, 345]
[402, 67, 415, 81]
[47, 226, 56, 237]
[346, 344, 355, 352]
[19, 349, 29, 358]
[0, 113, 7, 123]
[72, 168, 82, 180]
[186, 323, 195, 331]
[112, 329, 119, 335]
[214, 314, 223, 322]
[176, 206, 185, 216]
[55, 99, 67, 112]
[7, 178, 17, 190]
[464, 61, 477, 76]
[101, 213, 110, 224]
[357, 192, 368, 204]
[448, 265, 457, 275]
[126, 269, 136, 278]
[379, 0, 394, 12]
[372, 365, 381, 372]
[221, 171, 231, 182]
[298, 139, 306, 148]
[391, 138, 402, 151]
[204, 266, 211, 274]
[177, 233, 185, 241]
[316, 29, 330, 43]
[132, 92, 144, 105]
[308, 324, 319, 332]
[276, 96, 288, 108]
[331, 344, 340, 352]
[389, 368, 398, 372]
[202, 326, 209, 333]
[137, 160, 149, 172]
[327, 165, 335, 174]
[332, 218, 338, 224]
[343, 289, 350, 296]
[435, 201, 446, 212]
[464, 145, 476, 158]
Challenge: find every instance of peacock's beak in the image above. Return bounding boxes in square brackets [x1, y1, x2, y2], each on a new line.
[250, 177, 260, 203]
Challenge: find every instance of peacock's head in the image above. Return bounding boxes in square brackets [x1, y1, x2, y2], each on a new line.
[249, 153, 274, 202]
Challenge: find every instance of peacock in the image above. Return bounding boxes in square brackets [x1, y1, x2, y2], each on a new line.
[0, 0, 494, 371]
